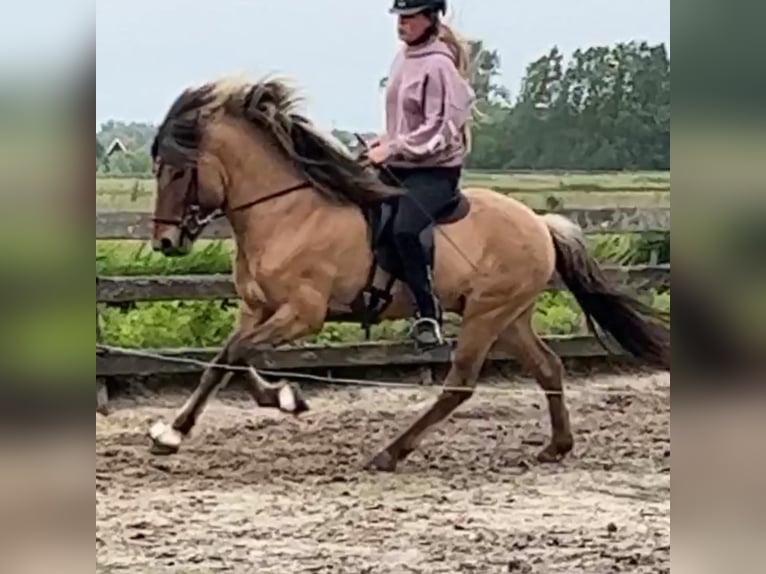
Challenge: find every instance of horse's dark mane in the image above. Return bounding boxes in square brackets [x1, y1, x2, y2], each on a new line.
[152, 77, 402, 206]
[151, 83, 218, 169]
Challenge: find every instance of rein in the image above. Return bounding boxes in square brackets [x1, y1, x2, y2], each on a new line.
[219, 180, 313, 219]
[162, 179, 312, 239]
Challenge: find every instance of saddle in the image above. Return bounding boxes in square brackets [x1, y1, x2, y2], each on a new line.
[351, 188, 471, 338]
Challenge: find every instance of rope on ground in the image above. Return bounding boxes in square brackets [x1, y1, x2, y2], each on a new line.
[96, 344, 669, 398]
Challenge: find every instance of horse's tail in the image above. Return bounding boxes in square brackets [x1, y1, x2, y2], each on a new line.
[542, 213, 670, 369]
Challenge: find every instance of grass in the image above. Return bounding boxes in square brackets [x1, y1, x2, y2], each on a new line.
[461, 170, 670, 191]
[95, 171, 670, 212]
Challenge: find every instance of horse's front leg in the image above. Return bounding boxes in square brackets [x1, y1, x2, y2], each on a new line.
[149, 301, 321, 455]
[228, 303, 320, 414]
[148, 336, 239, 455]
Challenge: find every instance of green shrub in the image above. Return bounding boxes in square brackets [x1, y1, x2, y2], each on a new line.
[101, 301, 237, 348]
[97, 240, 233, 276]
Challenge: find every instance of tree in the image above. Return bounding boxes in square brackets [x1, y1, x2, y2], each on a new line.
[467, 41, 670, 170]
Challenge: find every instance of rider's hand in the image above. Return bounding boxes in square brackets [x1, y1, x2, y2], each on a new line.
[367, 141, 391, 165]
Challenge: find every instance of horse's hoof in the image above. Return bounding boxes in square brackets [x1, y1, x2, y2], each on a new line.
[536, 447, 561, 463]
[278, 383, 309, 416]
[536, 439, 573, 463]
[150, 441, 180, 456]
[149, 421, 182, 455]
[367, 450, 398, 472]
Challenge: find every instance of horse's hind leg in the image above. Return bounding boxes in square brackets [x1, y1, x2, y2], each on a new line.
[499, 308, 574, 462]
[368, 299, 521, 472]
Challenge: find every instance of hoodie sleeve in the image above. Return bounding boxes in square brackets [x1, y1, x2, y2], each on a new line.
[387, 58, 474, 161]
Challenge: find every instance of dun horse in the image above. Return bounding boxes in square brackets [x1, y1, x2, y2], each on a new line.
[147, 77, 670, 472]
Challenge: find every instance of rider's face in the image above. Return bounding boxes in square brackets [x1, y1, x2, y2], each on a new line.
[397, 12, 432, 43]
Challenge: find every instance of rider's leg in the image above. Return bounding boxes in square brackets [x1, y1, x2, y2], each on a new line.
[389, 167, 460, 346]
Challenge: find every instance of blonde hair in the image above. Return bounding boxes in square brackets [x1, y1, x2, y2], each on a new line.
[437, 20, 477, 153]
[438, 21, 471, 81]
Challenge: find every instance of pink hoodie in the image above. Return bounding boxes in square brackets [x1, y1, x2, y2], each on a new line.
[382, 38, 475, 168]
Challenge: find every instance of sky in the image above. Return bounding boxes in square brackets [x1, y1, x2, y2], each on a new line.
[96, 0, 669, 133]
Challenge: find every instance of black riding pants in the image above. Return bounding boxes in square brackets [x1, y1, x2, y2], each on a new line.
[382, 165, 462, 319]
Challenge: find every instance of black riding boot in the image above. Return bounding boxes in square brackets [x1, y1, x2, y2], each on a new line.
[392, 226, 445, 349]
[384, 165, 460, 349]
[410, 267, 445, 349]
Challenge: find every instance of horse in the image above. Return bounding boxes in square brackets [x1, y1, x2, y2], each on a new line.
[146, 76, 670, 472]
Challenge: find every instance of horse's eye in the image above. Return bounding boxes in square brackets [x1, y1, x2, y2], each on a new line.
[171, 170, 185, 182]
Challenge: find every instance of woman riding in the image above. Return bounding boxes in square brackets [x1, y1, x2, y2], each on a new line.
[366, 0, 475, 349]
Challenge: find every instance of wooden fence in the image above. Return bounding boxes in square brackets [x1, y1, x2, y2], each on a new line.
[96, 207, 670, 240]
[96, 207, 670, 387]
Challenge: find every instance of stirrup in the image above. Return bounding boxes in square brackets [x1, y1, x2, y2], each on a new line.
[410, 317, 444, 349]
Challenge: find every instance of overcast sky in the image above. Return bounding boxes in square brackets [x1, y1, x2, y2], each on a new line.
[96, 0, 669, 132]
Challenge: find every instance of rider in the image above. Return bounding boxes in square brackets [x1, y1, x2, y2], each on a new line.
[366, 0, 475, 348]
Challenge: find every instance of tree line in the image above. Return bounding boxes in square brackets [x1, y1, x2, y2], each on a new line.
[96, 40, 669, 175]
[466, 41, 670, 171]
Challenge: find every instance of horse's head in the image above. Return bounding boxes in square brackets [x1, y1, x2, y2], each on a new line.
[150, 86, 227, 256]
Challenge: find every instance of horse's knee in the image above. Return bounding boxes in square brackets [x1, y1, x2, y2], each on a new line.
[223, 332, 260, 365]
[451, 347, 483, 383]
[223, 336, 245, 365]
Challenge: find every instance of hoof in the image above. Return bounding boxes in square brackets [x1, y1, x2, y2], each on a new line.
[278, 383, 309, 416]
[149, 421, 182, 456]
[367, 450, 398, 473]
[536, 439, 573, 463]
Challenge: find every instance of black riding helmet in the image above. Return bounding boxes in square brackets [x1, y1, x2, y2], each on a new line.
[390, 0, 447, 16]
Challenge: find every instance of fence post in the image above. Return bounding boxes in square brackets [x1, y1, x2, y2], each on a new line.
[419, 365, 434, 386]
[96, 304, 109, 415]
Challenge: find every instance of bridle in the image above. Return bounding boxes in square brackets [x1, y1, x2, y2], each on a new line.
[151, 163, 312, 240]
[150, 166, 210, 239]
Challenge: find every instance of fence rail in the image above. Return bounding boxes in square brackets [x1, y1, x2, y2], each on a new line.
[96, 207, 670, 240]
[96, 264, 669, 304]
[97, 169, 671, 180]
[96, 335, 624, 377]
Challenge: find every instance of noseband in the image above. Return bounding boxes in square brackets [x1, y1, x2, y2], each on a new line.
[151, 167, 214, 240]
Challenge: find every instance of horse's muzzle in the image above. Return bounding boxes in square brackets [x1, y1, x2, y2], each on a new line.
[152, 224, 188, 256]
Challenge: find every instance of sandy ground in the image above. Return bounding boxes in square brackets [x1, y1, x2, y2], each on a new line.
[96, 373, 670, 573]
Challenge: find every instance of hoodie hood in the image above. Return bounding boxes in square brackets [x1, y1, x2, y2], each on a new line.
[403, 38, 455, 61]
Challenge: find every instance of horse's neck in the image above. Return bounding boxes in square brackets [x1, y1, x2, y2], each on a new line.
[225, 128, 305, 205]
[218, 120, 372, 292]
[228, 180, 319, 248]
